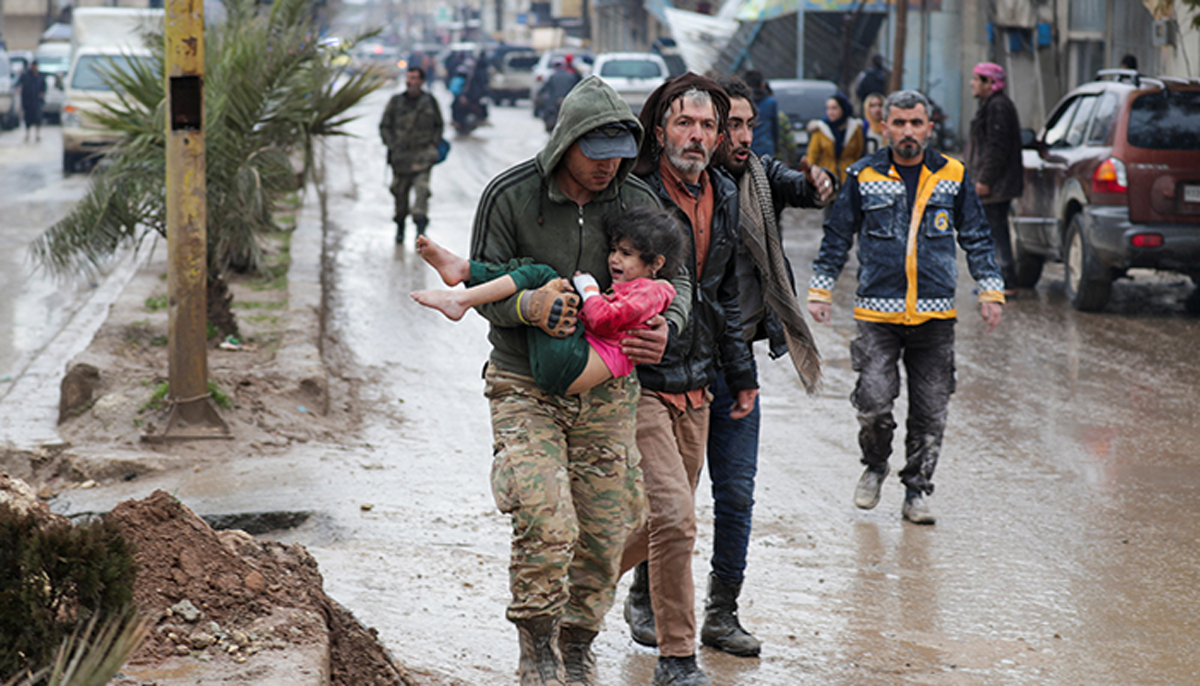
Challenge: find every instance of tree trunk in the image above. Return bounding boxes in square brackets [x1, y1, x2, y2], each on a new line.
[206, 273, 240, 341]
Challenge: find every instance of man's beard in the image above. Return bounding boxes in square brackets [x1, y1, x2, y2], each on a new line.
[717, 143, 749, 177]
[890, 136, 927, 160]
[665, 138, 712, 177]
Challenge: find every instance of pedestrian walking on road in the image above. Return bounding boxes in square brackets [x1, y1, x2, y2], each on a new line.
[807, 90, 1006, 525]
[658, 75, 835, 660]
[862, 92, 887, 156]
[467, 75, 686, 686]
[16, 60, 46, 143]
[410, 206, 683, 396]
[967, 62, 1024, 295]
[853, 54, 889, 109]
[807, 92, 865, 185]
[742, 70, 779, 159]
[380, 66, 443, 244]
[620, 72, 759, 686]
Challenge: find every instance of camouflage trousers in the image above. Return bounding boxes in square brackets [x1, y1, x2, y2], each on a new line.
[389, 167, 431, 225]
[484, 363, 645, 630]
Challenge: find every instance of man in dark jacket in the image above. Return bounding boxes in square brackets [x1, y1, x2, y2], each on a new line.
[967, 62, 1024, 293]
[671, 75, 835, 659]
[743, 70, 778, 158]
[854, 54, 889, 107]
[380, 66, 443, 244]
[619, 72, 757, 686]
[16, 60, 46, 143]
[469, 75, 688, 686]
[808, 90, 1005, 526]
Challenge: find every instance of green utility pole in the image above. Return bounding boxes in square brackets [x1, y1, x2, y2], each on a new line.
[150, 0, 230, 441]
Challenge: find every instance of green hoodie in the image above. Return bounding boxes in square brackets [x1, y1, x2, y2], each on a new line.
[469, 76, 691, 377]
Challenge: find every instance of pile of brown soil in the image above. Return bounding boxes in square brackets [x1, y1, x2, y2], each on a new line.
[107, 490, 431, 686]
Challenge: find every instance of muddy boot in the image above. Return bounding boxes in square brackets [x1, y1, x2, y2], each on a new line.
[515, 615, 566, 686]
[700, 573, 761, 657]
[413, 214, 429, 237]
[558, 625, 598, 686]
[652, 655, 712, 686]
[623, 560, 657, 646]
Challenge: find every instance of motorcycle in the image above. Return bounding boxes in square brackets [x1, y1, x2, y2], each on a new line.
[452, 95, 486, 135]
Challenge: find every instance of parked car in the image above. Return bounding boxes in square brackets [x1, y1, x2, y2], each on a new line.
[592, 52, 668, 115]
[352, 42, 404, 81]
[1010, 70, 1200, 311]
[489, 49, 538, 105]
[0, 50, 17, 130]
[36, 42, 71, 123]
[771, 78, 839, 155]
[531, 49, 593, 117]
[651, 37, 687, 77]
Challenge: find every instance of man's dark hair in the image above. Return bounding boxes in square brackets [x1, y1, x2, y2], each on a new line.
[634, 72, 731, 176]
[407, 65, 426, 81]
[743, 70, 765, 91]
[1120, 54, 1138, 71]
[871, 54, 886, 70]
[607, 206, 686, 280]
[719, 75, 757, 118]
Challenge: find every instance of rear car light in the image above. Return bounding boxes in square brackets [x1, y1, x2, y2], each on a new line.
[1131, 233, 1164, 248]
[1092, 157, 1127, 194]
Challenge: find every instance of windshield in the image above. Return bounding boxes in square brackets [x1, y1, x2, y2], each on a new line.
[1127, 90, 1200, 150]
[37, 54, 71, 74]
[599, 59, 662, 79]
[70, 54, 154, 91]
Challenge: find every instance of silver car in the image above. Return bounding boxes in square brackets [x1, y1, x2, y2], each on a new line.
[36, 42, 72, 123]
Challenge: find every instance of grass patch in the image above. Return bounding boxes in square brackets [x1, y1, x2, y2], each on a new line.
[144, 294, 168, 312]
[243, 314, 283, 326]
[140, 379, 232, 412]
[150, 335, 168, 347]
[231, 300, 286, 310]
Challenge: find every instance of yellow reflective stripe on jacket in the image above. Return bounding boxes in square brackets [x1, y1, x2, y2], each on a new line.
[854, 157, 966, 325]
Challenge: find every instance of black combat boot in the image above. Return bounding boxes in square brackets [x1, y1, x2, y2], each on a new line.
[700, 572, 761, 657]
[413, 214, 429, 236]
[558, 625, 598, 686]
[623, 560, 657, 646]
[515, 615, 566, 686]
[394, 220, 405, 244]
[652, 655, 712, 686]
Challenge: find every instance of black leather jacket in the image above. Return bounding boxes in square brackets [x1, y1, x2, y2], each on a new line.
[636, 165, 758, 395]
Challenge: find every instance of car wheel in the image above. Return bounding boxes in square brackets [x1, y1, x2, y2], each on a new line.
[1009, 208, 1043, 288]
[1064, 214, 1112, 312]
[63, 151, 82, 174]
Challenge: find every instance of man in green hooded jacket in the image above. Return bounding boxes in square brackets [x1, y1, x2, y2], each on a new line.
[468, 76, 691, 685]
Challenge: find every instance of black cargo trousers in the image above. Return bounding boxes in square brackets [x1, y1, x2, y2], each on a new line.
[849, 319, 956, 496]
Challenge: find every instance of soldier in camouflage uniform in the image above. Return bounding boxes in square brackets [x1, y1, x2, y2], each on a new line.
[380, 66, 443, 244]
[470, 76, 691, 686]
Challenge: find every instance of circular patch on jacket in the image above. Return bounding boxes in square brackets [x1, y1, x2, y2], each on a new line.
[934, 209, 950, 232]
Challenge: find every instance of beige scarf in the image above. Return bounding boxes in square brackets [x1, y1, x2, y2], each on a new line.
[739, 156, 822, 394]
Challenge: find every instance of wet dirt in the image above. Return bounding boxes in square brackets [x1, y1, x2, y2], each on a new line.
[21, 85, 1200, 686]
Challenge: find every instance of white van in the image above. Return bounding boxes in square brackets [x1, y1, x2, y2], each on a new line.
[61, 8, 162, 173]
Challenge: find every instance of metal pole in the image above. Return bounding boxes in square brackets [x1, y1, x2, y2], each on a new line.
[150, 0, 230, 441]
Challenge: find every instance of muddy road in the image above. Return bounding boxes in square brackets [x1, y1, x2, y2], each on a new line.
[46, 85, 1200, 684]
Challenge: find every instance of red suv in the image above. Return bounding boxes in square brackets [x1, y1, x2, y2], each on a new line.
[1010, 70, 1200, 311]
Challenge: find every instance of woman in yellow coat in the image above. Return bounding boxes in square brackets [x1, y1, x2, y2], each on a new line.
[806, 92, 865, 184]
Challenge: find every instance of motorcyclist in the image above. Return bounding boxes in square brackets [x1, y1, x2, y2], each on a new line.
[451, 53, 490, 134]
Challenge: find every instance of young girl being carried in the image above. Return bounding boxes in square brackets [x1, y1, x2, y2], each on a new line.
[411, 206, 685, 396]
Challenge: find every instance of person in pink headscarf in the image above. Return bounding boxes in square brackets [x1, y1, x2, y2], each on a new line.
[967, 62, 1023, 295]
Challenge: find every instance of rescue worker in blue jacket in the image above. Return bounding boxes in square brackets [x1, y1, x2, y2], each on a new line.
[806, 90, 1005, 525]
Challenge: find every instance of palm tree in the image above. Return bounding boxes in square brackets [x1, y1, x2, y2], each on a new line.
[31, 0, 384, 336]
